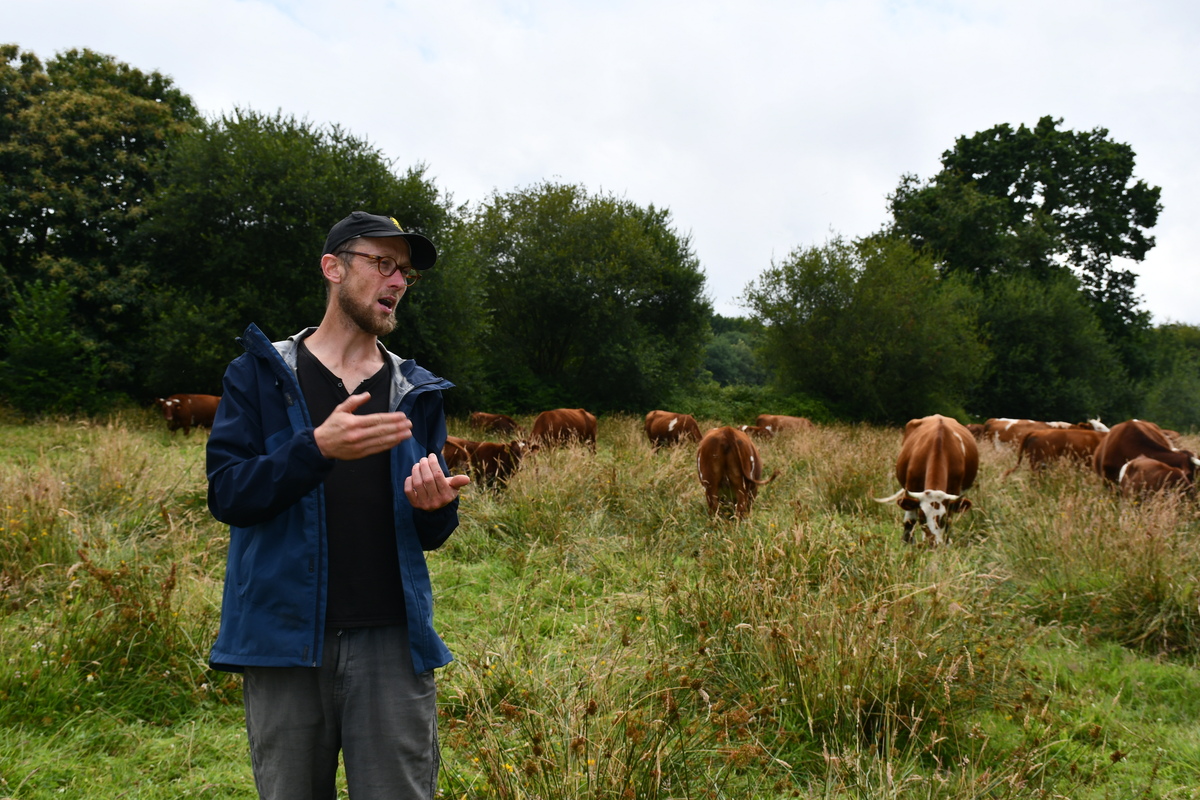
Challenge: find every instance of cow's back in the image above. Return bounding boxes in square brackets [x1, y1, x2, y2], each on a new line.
[896, 415, 978, 495]
[531, 408, 597, 448]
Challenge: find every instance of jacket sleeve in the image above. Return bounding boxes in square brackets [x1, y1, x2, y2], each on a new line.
[206, 355, 334, 528]
[408, 388, 461, 551]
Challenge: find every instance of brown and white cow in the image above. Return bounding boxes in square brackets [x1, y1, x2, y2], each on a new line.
[696, 426, 775, 519]
[876, 415, 979, 545]
[737, 424, 774, 439]
[982, 418, 1049, 448]
[644, 410, 702, 449]
[155, 393, 221, 436]
[1093, 419, 1200, 485]
[469, 411, 524, 436]
[755, 414, 814, 434]
[1002, 428, 1107, 477]
[530, 408, 598, 450]
[469, 440, 531, 486]
[1118, 455, 1193, 497]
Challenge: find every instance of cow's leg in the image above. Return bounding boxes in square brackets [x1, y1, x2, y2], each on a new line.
[902, 509, 917, 543]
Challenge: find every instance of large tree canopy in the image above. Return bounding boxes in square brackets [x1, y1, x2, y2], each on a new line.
[0, 45, 199, 380]
[890, 116, 1162, 341]
[134, 109, 486, 399]
[743, 235, 986, 423]
[468, 182, 711, 413]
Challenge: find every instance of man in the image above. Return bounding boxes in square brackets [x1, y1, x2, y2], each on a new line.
[206, 211, 470, 799]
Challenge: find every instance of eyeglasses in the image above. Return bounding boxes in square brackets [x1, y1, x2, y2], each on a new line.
[339, 250, 422, 285]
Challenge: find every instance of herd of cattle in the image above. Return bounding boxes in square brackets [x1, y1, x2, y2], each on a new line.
[153, 395, 1198, 545]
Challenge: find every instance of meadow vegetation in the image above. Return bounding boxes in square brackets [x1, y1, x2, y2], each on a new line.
[2, 412, 1199, 798]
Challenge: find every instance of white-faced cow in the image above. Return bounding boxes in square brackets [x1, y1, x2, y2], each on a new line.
[155, 393, 221, 436]
[696, 426, 775, 519]
[876, 415, 979, 545]
[644, 410, 702, 449]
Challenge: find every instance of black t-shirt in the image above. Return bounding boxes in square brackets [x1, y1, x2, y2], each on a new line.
[297, 341, 405, 628]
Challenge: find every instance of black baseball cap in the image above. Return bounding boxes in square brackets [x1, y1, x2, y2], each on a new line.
[323, 211, 438, 270]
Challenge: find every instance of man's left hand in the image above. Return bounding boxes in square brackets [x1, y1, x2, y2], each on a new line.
[405, 455, 471, 510]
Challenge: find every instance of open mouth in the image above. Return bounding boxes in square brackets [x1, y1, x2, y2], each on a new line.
[378, 297, 396, 311]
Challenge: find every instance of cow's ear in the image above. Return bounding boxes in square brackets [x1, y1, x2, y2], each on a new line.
[898, 496, 920, 511]
[949, 498, 973, 513]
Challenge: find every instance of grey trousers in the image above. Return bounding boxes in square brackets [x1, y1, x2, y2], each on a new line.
[242, 625, 439, 800]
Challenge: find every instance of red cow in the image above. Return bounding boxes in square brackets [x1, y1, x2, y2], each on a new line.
[443, 436, 478, 473]
[1002, 428, 1107, 477]
[155, 393, 221, 436]
[696, 426, 775, 519]
[469, 412, 524, 436]
[737, 425, 774, 440]
[469, 440, 531, 486]
[1093, 419, 1200, 485]
[644, 410, 702, 449]
[876, 415, 979, 545]
[1119, 455, 1192, 497]
[530, 408, 598, 450]
[755, 414, 814, 434]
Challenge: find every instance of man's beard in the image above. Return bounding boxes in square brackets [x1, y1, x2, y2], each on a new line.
[338, 287, 397, 337]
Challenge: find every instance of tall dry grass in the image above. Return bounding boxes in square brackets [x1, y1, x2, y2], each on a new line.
[3, 412, 1198, 797]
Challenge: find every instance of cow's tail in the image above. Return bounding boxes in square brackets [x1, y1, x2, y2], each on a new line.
[753, 469, 779, 487]
[1002, 433, 1031, 479]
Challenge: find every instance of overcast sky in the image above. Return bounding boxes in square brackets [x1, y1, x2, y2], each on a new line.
[8, 0, 1199, 323]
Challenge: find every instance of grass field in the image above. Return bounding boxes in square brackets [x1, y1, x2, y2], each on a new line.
[2, 411, 1199, 798]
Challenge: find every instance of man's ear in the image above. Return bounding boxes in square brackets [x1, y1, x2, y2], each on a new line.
[320, 253, 346, 284]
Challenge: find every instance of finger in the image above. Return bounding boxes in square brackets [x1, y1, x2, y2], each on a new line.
[447, 474, 471, 490]
[334, 392, 372, 413]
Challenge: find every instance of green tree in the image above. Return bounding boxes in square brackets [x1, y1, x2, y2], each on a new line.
[467, 182, 711, 412]
[0, 45, 199, 381]
[890, 116, 1162, 350]
[134, 109, 488, 403]
[704, 314, 767, 387]
[0, 281, 108, 415]
[969, 272, 1129, 421]
[743, 235, 985, 423]
[1141, 323, 1200, 432]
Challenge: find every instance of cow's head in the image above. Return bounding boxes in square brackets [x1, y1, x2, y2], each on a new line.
[876, 489, 972, 545]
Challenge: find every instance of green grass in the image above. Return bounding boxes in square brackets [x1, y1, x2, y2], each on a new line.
[3, 413, 1200, 797]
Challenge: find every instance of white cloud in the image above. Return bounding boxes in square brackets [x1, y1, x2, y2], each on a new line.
[8, 0, 1198, 321]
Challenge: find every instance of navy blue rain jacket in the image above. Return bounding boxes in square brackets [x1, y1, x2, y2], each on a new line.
[206, 324, 458, 674]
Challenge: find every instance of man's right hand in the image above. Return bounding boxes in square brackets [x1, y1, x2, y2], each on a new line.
[314, 392, 413, 460]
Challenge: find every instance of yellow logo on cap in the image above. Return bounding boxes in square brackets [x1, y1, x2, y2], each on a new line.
[389, 217, 404, 232]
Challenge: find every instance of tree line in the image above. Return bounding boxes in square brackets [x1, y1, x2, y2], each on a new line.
[2, 44, 1197, 430]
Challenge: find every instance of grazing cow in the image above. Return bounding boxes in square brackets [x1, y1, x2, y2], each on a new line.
[469, 440, 530, 486]
[696, 426, 774, 519]
[1002, 428, 1107, 477]
[1119, 455, 1192, 497]
[755, 414, 814, 435]
[443, 436, 478, 473]
[876, 415, 979, 545]
[982, 418, 1049, 448]
[644, 410, 702, 449]
[155, 393, 221, 436]
[737, 424, 774, 440]
[1093, 419, 1200, 485]
[469, 412, 524, 436]
[530, 408, 598, 450]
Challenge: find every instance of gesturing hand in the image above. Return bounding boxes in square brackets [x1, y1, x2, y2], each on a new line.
[405, 455, 471, 510]
[314, 392, 413, 460]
